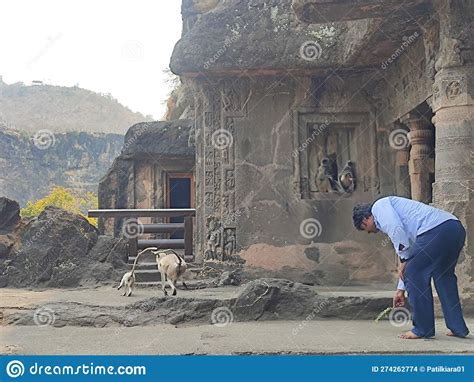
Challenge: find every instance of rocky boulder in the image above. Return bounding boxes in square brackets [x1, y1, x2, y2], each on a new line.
[81, 235, 129, 286]
[0, 197, 20, 234]
[1, 206, 98, 287]
[232, 278, 316, 320]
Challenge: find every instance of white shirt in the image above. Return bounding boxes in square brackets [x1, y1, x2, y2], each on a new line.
[371, 196, 458, 290]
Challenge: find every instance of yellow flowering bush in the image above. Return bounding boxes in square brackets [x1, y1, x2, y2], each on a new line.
[21, 186, 98, 226]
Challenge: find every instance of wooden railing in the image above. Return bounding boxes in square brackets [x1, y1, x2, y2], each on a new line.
[87, 209, 196, 260]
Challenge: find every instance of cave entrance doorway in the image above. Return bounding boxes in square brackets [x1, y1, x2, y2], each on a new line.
[166, 173, 195, 239]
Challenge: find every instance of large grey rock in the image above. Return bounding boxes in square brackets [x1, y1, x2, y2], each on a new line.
[0, 234, 15, 258]
[4, 206, 98, 287]
[0, 197, 20, 234]
[81, 236, 129, 286]
[232, 278, 316, 320]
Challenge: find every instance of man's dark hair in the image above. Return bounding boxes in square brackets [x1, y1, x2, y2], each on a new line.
[352, 203, 373, 230]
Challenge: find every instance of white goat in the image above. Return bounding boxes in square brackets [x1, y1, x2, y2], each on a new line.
[117, 247, 158, 297]
[154, 249, 187, 296]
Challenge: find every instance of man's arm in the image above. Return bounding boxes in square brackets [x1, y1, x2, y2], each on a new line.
[397, 278, 405, 290]
[372, 198, 411, 258]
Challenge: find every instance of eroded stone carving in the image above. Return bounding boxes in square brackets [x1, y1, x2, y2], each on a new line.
[224, 228, 236, 259]
[204, 216, 236, 261]
[205, 216, 222, 260]
[446, 80, 461, 100]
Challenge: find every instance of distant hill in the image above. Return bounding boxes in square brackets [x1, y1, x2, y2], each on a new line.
[0, 124, 124, 206]
[0, 78, 152, 134]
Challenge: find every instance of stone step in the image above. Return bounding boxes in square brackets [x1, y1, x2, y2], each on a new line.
[134, 269, 162, 283]
[127, 262, 158, 271]
[135, 281, 163, 287]
[128, 255, 195, 264]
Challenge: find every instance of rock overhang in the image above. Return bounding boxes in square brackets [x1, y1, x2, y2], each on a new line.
[170, 0, 428, 76]
[121, 119, 195, 160]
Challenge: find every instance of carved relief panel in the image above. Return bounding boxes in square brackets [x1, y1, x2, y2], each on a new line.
[294, 110, 377, 199]
[195, 79, 250, 261]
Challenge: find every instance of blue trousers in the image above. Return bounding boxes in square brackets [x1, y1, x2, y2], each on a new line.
[404, 219, 469, 337]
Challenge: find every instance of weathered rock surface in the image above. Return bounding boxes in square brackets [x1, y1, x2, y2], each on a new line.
[0, 126, 124, 206]
[121, 120, 194, 159]
[239, 242, 397, 286]
[0, 206, 129, 288]
[81, 236, 129, 287]
[0, 197, 20, 234]
[3, 278, 391, 327]
[1, 206, 98, 287]
[232, 278, 316, 321]
[170, 0, 426, 74]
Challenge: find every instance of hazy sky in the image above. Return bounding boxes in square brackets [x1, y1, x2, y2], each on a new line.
[0, 0, 182, 119]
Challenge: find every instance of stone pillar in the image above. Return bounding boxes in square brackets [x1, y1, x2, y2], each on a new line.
[403, 114, 434, 203]
[431, 0, 473, 300]
[395, 144, 411, 199]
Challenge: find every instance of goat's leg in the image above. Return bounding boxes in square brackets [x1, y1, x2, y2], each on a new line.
[160, 269, 168, 296]
[168, 278, 177, 296]
[182, 281, 188, 289]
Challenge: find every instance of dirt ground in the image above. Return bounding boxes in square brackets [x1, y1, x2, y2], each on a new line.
[2, 320, 473, 355]
[1, 286, 472, 355]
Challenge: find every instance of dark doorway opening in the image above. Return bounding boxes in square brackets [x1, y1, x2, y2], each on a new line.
[167, 174, 193, 239]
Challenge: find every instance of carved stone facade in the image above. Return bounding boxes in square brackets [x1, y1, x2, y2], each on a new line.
[194, 80, 249, 262]
[98, 120, 195, 236]
[167, 0, 472, 297]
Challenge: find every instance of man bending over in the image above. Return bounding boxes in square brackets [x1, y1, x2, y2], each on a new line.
[353, 196, 469, 339]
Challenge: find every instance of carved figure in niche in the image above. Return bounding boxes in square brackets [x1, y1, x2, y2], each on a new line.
[339, 161, 356, 193]
[205, 216, 221, 260]
[223, 228, 236, 260]
[446, 80, 461, 100]
[316, 157, 339, 192]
